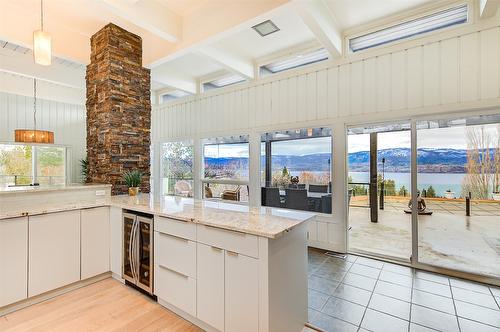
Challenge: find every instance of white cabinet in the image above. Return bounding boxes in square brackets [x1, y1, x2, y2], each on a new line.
[225, 251, 259, 332]
[29, 210, 80, 297]
[197, 243, 224, 331]
[109, 206, 122, 278]
[155, 232, 196, 278]
[0, 217, 28, 307]
[81, 207, 110, 280]
[155, 264, 196, 316]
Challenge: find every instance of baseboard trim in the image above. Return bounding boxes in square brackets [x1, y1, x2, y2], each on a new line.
[0, 272, 111, 317]
[157, 298, 220, 332]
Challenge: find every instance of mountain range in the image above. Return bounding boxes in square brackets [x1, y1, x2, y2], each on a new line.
[204, 148, 480, 173]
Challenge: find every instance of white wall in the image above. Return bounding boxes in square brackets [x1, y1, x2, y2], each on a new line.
[151, 17, 500, 252]
[0, 91, 86, 183]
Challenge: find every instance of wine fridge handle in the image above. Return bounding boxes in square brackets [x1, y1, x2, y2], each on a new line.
[134, 219, 140, 282]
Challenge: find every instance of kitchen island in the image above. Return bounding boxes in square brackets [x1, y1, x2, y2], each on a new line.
[1, 188, 314, 332]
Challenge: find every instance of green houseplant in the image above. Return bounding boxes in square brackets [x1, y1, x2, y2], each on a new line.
[80, 157, 89, 183]
[123, 170, 142, 196]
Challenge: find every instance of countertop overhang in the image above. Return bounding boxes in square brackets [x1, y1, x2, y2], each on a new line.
[0, 189, 315, 238]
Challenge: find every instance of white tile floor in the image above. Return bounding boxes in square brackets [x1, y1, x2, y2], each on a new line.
[308, 249, 500, 332]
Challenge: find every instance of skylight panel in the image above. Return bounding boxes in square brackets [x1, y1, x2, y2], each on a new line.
[349, 4, 468, 52]
[161, 90, 191, 102]
[260, 48, 329, 75]
[203, 74, 246, 91]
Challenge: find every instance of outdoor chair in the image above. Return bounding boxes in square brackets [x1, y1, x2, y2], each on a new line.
[222, 185, 241, 201]
[264, 187, 283, 208]
[285, 188, 309, 211]
[309, 184, 328, 193]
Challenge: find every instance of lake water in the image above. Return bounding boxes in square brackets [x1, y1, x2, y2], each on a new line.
[349, 172, 465, 197]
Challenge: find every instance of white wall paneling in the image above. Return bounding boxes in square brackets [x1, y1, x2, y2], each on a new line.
[0, 91, 86, 183]
[152, 22, 500, 252]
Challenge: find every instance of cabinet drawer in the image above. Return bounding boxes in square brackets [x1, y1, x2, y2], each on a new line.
[155, 216, 196, 241]
[155, 264, 196, 317]
[154, 231, 196, 278]
[197, 224, 259, 258]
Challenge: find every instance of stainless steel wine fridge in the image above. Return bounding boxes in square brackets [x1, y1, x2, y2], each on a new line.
[123, 211, 154, 294]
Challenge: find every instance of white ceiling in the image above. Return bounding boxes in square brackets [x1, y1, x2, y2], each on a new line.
[0, 0, 452, 95]
[324, 0, 437, 30]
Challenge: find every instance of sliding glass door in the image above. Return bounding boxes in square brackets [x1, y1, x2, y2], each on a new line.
[416, 114, 500, 278]
[347, 122, 412, 262]
[346, 113, 500, 279]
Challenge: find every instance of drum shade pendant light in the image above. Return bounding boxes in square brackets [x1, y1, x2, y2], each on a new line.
[33, 0, 51, 66]
[15, 79, 54, 144]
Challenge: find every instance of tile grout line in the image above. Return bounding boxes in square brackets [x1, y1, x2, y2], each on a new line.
[449, 276, 462, 332]
[488, 287, 500, 311]
[357, 261, 383, 330]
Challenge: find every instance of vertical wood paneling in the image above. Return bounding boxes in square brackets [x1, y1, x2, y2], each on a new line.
[288, 76, 298, 123]
[316, 69, 327, 119]
[296, 75, 307, 122]
[407, 46, 423, 109]
[440, 38, 459, 104]
[362, 58, 376, 114]
[480, 27, 500, 99]
[350, 61, 363, 115]
[0, 92, 85, 182]
[327, 67, 339, 118]
[271, 81, 280, 125]
[376, 54, 391, 112]
[460, 32, 479, 102]
[278, 79, 288, 124]
[152, 28, 500, 141]
[306, 72, 317, 121]
[391, 51, 406, 110]
[423, 42, 440, 106]
[338, 64, 350, 117]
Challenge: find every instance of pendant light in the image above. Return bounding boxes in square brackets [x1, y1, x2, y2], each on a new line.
[15, 79, 54, 144]
[33, 0, 51, 66]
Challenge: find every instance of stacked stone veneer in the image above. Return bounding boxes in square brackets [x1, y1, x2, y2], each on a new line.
[86, 23, 151, 195]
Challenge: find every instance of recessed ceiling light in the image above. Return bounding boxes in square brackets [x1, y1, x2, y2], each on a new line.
[252, 20, 279, 37]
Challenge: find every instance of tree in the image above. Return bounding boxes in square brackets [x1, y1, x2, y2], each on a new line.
[398, 185, 408, 197]
[377, 174, 396, 196]
[426, 185, 436, 198]
[0, 145, 32, 185]
[163, 142, 193, 179]
[461, 126, 499, 199]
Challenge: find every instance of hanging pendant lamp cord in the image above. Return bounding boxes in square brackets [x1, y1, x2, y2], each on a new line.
[40, 0, 44, 31]
[33, 79, 37, 132]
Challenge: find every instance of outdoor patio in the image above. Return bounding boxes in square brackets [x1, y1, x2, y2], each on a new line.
[349, 196, 500, 278]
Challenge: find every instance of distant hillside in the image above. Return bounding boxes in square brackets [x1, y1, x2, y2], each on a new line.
[205, 148, 478, 173]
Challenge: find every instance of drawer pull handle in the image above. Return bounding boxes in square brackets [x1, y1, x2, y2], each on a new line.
[164, 216, 189, 223]
[158, 264, 189, 278]
[227, 250, 239, 257]
[204, 224, 246, 236]
[211, 246, 223, 252]
[159, 232, 189, 243]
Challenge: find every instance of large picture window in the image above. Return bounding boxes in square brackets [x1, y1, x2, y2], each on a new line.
[261, 128, 332, 213]
[161, 141, 194, 197]
[0, 143, 67, 186]
[202, 136, 249, 203]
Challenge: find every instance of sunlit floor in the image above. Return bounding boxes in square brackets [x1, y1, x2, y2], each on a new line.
[307, 249, 500, 332]
[349, 202, 500, 278]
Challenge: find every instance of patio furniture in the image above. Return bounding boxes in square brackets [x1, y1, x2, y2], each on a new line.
[204, 185, 213, 198]
[309, 184, 328, 193]
[321, 194, 332, 214]
[288, 184, 306, 189]
[174, 180, 192, 197]
[222, 185, 241, 201]
[404, 192, 433, 215]
[264, 187, 283, 208]
[285, 188, 309, 211]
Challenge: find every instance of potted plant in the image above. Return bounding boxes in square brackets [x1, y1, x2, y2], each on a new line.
[123, 170, 142, 196]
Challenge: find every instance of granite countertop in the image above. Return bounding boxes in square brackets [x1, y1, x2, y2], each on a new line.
[0, 183, 111, 195]
[0, 189, 314, 238]
[110, 194, 315, 238]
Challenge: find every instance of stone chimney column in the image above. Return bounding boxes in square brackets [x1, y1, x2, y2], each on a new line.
[86, 23, 151, 195]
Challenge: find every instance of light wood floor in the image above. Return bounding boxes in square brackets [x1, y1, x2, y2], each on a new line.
[0, 278, 202, 332]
